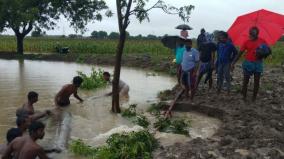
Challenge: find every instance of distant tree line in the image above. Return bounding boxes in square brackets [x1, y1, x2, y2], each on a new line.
[30, 29, 162, 40]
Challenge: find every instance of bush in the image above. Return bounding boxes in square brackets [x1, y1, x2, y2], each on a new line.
[154, 116, 191, 136]
[70, 130, 158, 159]
[77, 68, 107, 90]
[122, 104, 150, 128]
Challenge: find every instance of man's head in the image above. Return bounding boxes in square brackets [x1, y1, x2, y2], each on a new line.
[6, 128, 22, 144]
[201, 28, 205, 34]
[16, 114, 31, 131]
[28, 91, 38, 104]
[103, 72, 111, 81]
[218, 31, 228, 43]
[29, 121, 45, 140]
[249, 26, 259, 40]
[184, 39, 193, 51]
[73, 76, 83, 87]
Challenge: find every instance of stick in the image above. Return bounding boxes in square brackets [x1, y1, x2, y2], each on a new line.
[164, 89, 184, 118]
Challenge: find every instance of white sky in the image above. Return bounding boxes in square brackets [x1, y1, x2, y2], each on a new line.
[3, 0, 284, 38]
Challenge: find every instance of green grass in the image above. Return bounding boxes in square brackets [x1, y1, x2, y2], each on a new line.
[70, 130, 158, 159]
[77, 67, 107, 90]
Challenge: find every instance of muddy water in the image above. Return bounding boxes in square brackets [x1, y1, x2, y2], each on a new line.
[0, 59, 221, 158]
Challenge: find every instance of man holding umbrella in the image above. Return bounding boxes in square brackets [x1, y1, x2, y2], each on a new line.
[231, 27, 268, 101]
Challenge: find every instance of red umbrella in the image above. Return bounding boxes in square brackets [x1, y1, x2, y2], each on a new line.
[228, 9, 284, 46]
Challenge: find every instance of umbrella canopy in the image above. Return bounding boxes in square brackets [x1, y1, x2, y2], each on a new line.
[175, 24, 192, 30]
[161, 36, 185, 49]
[228, 9, 284, 46]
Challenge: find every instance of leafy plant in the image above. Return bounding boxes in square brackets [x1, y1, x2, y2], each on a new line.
[121, 104, 137, 117]
[77, 67, 107, 90]
[70, 130, 158, 159]
[122, 104, 150, 128]
[154, 116, 191, 136]
[147, 103, 167, 116]
[134, 115, 150, 128]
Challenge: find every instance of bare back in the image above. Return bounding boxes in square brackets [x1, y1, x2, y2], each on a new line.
[55, 84, 77, 105]
[2, 136, 48, 159]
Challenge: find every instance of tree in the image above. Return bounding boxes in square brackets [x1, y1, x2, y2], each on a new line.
[91, 30, 108, 39]
[109, 32, 120, 39]
[91, 31, 99, 38]
[146, 34, 157, 40]
[0, 0, 111, 54]
[31, 28, 46, 37]
[111, 0, 194, 113]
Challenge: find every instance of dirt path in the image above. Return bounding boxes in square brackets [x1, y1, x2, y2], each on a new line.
[155, 66, 284, 159]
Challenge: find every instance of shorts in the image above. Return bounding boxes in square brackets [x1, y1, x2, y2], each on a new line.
[242, 60, 263, 76]
[199, 62, 212, 74]
[120, 85, 129, 96]
[57, 100, 70, 107]
[182, 69, 196, 89]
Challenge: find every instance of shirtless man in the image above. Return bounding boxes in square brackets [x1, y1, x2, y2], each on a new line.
[19, 91, 51, 119]
[55, 76, 84, 107]
[103, 72, 129, 96]
[2, 121, 49, 159]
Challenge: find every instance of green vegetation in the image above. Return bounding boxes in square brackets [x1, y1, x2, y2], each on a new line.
[122, 104, 150, 128]
[154, 116, 191, 136]
[70, 130, 158, 159]
[147, 103, 167, 116]
[0, 36, 171, 56]
[77, 68, 107, 90]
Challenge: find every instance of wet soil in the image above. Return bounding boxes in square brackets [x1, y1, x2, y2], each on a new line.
[155, 67, 284, 159]
[1, 52, 283, 159]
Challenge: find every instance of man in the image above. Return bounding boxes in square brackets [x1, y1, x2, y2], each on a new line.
[0, 128, 23, 155]
[181, 39, 200, 99]
[197, 28, 207, 50]
[17, 91, 50, 120]
[174, 37, 186, 85]
[231, 27, 268, 101]
[2, 121, 49, 159]
[216, 31, 237, 94]
[55, 76, 84, 107]
[103, 72, 129, 96]
[196, 33, 217, 90]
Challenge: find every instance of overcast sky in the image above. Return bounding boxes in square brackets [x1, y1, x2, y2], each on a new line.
[3, 0, 284, 38]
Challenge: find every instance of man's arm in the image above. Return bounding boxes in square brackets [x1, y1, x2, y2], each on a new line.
[231, 51, 244, 70]
[73, 90, 83, 102]
[37, 147, 50, 159]
[2, 142, 14, 159]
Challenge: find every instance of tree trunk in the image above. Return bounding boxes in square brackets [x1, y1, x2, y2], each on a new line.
[112, 30, 126, 113]
[16, 35, 24, 54]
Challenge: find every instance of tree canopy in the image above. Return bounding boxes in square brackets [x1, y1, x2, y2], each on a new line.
[0, 0, 111, 53]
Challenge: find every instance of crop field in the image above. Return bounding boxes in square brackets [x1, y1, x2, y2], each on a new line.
[0, 36, 172, 55]
[0, 36, 283, 65]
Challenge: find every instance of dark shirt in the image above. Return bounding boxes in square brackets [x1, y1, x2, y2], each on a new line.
[197, 33, 206, 50]
[199, 42, 217, 63]
[217, 41, 238, 64]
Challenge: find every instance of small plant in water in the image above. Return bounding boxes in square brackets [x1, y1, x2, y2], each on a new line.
[122, 104, 150, 128]
[147, 102, 167, 116]
[77, 67, 107, 90]
[70, 130, 158, 159]
[121, 104, 137, 117]
[154, 116, 191, 136]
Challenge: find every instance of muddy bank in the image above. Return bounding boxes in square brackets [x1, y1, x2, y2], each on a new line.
[0, 52, 175, 75]
[155, 67, 284, 159]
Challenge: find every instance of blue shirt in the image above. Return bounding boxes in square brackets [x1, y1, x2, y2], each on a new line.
[217, 41, 237, 64]
[181, 48, 199, 71]
[175, 46, 185, 64]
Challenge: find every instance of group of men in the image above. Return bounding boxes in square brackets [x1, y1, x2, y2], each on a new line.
[175, 26, 270, 101]
[0, 71, 129, 159]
